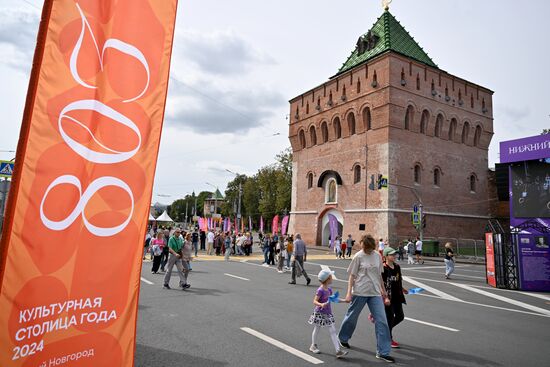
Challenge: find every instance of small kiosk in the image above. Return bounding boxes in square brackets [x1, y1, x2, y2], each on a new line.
[492, 134, 550, 292]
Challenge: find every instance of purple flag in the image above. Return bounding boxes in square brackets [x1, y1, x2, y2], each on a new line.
[328, 214, 339, 248]
[281, 215, 290, 236]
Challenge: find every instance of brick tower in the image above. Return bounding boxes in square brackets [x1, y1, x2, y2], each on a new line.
[288, 8, 494, 246]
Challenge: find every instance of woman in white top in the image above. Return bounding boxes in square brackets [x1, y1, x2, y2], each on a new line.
[337, 235, 395, 363]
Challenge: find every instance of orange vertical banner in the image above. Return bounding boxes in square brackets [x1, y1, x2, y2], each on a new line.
[0, 0, 178, 366]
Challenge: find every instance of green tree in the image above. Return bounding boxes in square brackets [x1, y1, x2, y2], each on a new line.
[221, 174, 247, 217]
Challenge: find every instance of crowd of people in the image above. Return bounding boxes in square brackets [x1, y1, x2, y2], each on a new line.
[143, 225, 456, 363]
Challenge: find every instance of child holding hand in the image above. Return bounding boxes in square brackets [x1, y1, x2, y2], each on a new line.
[308, 270, 348, 358]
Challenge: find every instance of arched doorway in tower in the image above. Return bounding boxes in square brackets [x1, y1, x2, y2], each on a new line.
[319, 209, 343, 247]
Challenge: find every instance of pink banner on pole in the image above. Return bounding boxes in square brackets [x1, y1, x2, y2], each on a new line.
[272, 215, 280, 234]
[281, 215, 290, 236]
[234, 218, 238, 235]
[260, 216, 264, 233]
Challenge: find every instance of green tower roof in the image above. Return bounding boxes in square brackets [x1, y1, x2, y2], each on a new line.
[336, 10, 437, 76]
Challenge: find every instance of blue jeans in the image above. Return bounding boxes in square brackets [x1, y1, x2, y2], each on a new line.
[445, 259, 455, 276]
[338, 295, 392, 356]
[263, 247, 269, 263]
[192, 242, 199, 256]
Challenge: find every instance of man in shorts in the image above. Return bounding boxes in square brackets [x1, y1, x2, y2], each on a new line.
[414, 237, 424, 264]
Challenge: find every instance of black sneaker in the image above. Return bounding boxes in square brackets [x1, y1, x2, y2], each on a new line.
[306, 278, 311, 286]
[183, 284, 191, 289]
[288, 281, 296, 285]
[339, 340, 350, 349]
[163, 284, 171, 289]
[376, 354, 395, 363]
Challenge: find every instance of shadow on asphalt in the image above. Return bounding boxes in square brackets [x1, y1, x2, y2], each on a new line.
[135, 344, 227, 367]
[351, 344, 502, 366]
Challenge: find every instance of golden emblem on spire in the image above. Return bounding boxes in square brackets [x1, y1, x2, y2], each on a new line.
[382, 0, 392, 10]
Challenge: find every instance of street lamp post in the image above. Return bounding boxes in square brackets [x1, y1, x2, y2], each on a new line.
[225, 169, 243, 231]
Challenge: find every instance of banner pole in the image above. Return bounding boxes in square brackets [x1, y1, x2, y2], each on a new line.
[0, 0, 54, 287]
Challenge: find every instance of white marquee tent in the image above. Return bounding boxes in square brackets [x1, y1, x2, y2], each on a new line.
[155, 210, 173, 222]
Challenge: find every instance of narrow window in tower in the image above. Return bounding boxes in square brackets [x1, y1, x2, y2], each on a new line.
[470, 174, 477, 193]
[307, 173, 313, 189]
[321, 121, 328, 143]
[309, 126, 317, 146]
[404, 106, 414, 130]
[420, 110, 429, 134]
[462, 121, 470, 144]
[471, 95, 474, 108]
[354, 165, 361, 184]
[449, 118, 457, 141]
[416, 74, 420, 90]
[414, 164, 421, 185]
[435, 114, 443, 138]
[357, 79, 361, 93]
[334, 117, 342, 139]
[434, 168, 441, 187]
[363, 107, 372, 131]
[306, 102, 309, 114]
[474, 125, 482, 147]
[299, 129, 306, 149]
[348, 112, 356, 135]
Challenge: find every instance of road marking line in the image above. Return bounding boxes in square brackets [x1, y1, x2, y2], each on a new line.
[225, 273, 250, 281]
[306, 261, 348, 270]
[401, 265, 471, 271]
[405, 269, 485, 279]
[240, 327, 324, 365]
[403, 276, 462, 301]
[517, 292, 550, 302]
[140, 277, 154, 285]
[450, 283, 550, 316]
[320, 265, 338, 280]
[414, 293, 550, 318]
[404, 317, 459, 332]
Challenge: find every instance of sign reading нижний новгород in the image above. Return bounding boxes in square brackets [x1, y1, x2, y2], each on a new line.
[500, 134, 550, 163]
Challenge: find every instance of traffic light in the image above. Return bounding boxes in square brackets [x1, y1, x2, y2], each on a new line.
[377, 174, 383, 190]
[422, 214, 427, 228]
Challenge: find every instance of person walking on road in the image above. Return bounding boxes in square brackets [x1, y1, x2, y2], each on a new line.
[179, 233, 192, 288]
[444, 242, 455, 279]
[199, 230, 206, 251]
[163, 228, 188, 290]
[415, 237, 424, 264]
[262, 234, 271, 266]
[345, 235, 354, 258]
[191, 229, 199, 257]
[308, 269, 348, 359]
[224, 232, 232, 261]
[289, 233, 311, 285]
[206, 230, 215, 255]
[285, 235, 294, 270]
[338, 234, 395, 363]
[334, 236, 343, 259]
[406, 239, 415, 265]
[151, 232, 165, 274]
[381, 247, 408, 349]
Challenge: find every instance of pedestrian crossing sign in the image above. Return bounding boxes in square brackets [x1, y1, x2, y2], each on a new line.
[412, 212, 420, 225]
[0, 160, 14, 178]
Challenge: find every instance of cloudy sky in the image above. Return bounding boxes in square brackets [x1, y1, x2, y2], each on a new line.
[1, 0, 549, 204]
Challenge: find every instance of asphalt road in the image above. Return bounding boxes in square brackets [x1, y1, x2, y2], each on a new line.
[134, 251, 550, 367]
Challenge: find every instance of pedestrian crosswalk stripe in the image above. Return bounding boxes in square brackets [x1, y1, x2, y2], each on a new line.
[241, 327, 324, 364]
[403, 276, 462, 301]
[451, 283, 550, 316]
[404, 317, 459, 332]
